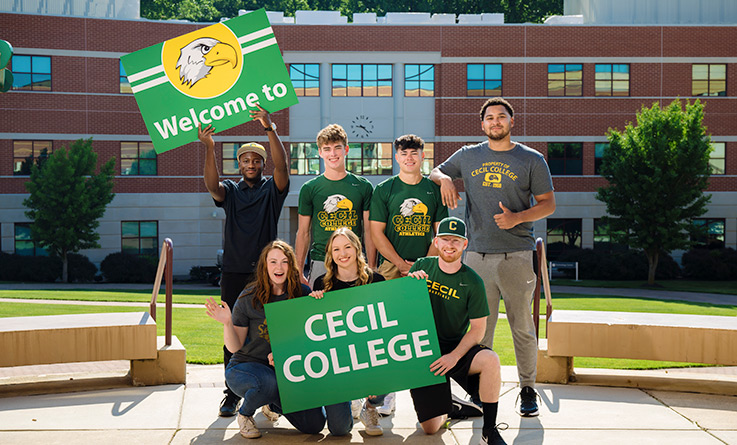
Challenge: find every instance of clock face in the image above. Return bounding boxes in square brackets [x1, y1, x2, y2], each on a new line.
[350, 115, 374, 139]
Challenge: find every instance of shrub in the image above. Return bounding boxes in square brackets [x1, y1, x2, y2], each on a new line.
[557, 248, 680, 280]
[682, 248, 737, 280]
[66, 253, 98, 282]
[0, 252, 61, 282]
[101, 252, 158, 283]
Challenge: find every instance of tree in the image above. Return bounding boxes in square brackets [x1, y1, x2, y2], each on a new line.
[595, 100, 712, 285]
[23, 139, 116, 282]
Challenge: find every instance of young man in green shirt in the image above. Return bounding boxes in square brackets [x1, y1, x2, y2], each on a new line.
[369, 133, 447, 415]
[408, 217, 506, 445]
[296, 124, 376, 286]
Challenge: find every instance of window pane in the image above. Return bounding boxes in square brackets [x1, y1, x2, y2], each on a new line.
[15, 224, 32, 240]
[709, 159, 725, 175]
[468, 64, 483, 80]
[121, 142, 138, 158]
[140, 238, 157, 255]
[405, 64, 419, 79]
[333, 64, 346, 79]
[122, 238, 139, 254]
[710, 64, 726, 80]
[121, 159, 138, 175]
[485, 64, 502, 79]
[33, 56, 51, 74]
[139, 159, 157, 175]
[13, 55, 31, 72]
[347, 64, 361, 80]
[711, 142, 725, 157]
[15, 240, 35, 256]
[378, 65, 392, 79]
[139, 143, 156, 158]
[33, 74, 51, 90]
[14, 141, 32, 158]
[692, 80, 708, 96]
[13, 73, 32, 89]
[692, 64, 709, 79]
[122, 222, 139, 237]
[140, 221, 157, 237]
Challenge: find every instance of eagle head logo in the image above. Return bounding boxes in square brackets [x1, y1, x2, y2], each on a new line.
[323, 194, 353, 213]
[399, 198, 428, 217]
[175, 37, 238, 88]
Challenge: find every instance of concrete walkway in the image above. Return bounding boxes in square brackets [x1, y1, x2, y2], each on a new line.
[550, 285, 737, 306]
[1, 363, 736, 445]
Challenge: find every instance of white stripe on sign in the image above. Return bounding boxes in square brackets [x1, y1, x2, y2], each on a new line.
[128, 65, 165, 83]
[242, 37, 277, 55]
[237, 27, 274, 45]
[131, 75, 169, 94]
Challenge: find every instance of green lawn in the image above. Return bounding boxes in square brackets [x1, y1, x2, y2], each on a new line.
[551, 279, 737, 295]
[1, 290, 734, 369]
[0, 288, 218, 305]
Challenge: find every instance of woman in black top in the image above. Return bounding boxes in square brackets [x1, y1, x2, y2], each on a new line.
[311, 227, 387, 436]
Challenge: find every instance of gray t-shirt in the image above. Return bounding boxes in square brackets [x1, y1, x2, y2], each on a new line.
[230, 283, 311, 366]
[438, 141, 554, 253]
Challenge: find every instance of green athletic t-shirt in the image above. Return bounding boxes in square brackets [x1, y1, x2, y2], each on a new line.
[298, 172, 373, 261]
[369, 176, 448, 263]
[409, 256, 489, 354]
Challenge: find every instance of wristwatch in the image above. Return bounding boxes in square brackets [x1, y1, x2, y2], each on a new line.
[264, 122, 277, 132]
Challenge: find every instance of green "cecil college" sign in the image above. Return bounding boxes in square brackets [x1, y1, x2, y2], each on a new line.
[121, 9, 298, 154]
[265, 277, 445, 413]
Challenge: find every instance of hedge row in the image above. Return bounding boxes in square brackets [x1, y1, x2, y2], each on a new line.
[0, 252, 97, 282]
[554, 248, 681, 280]
[681, 248, 737, 280]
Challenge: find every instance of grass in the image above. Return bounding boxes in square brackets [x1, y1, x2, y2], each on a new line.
[0, 288, 218, 305]
[551, 279, 737, 295]
[1, 290, 735, 369]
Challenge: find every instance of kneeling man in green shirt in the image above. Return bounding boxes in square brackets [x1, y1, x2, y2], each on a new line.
[408, 216, 506, 445]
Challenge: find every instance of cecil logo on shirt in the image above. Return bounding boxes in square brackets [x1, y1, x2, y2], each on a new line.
[162, 24, 242, 99]
[392, 198, 431, 237]
[471, 162, 518, 188]
[318, 194, 357, 231]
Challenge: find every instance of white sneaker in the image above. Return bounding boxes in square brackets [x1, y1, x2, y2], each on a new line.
[377, 392, 396, 416]
[351, 399, 363, 419]
[237, 413, 261, 439]
[359, 404, 384, 436]
[261, 404, 279, 422]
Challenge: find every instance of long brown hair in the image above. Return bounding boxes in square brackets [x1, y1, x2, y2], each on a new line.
[322, 227, 372, 292]
[244, 240, 302, 309]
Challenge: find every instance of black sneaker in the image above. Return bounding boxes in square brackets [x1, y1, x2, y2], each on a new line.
[219, 389, 241, 417]
[518, 386, 539, 417]
[480, 422, 508, 445]
[450, 394, 483, 419]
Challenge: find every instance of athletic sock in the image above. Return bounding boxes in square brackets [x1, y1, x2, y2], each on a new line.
[482, 402, 499, 435]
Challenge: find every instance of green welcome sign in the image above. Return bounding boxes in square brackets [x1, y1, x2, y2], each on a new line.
[265, 277, 445, 413]
[121, 9, 298, 154]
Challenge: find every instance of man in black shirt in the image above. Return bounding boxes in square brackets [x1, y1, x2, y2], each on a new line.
[198, 104, 289, 417]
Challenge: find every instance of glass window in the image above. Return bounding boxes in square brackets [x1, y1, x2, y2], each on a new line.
[14, 223, 48, 256]
[222, 143, 240, 175]
[548, 142, 583, 175]
[12, 55, 51, 91]
[546, 218, 582, 260]
[421, 142, 435, 175]
[467, 64, 502, 97]
[332, 64, 392, 97]
[290, 63, 320, 97]
[692, 218, 725, 249]
[710, 142, 725, 175]
[594, 218, 628, 251]
[290, 143, 320, 175]
[595, 64, 629, 96]
[13, 140, 52, 175]
[121, 142, 157, 175]
[120, 60, 132, 94]
[345, 143, 393, 175]
[595, 143, 608, 175]
[122, 221, 159, 256]
[692, 64, 726, 96]
[405, 64, 434, 97]
[548, 64, 582, 96]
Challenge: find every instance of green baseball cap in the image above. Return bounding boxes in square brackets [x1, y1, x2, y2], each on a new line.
[436, 216, 467, 240]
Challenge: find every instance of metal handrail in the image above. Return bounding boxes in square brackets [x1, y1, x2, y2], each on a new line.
[533, 237, 553, 342]
[150, 238, 174, 346]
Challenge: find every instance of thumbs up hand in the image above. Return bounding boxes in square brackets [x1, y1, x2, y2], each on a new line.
[494, 202, 519, 229]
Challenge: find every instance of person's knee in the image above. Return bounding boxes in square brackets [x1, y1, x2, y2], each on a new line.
[420, 415, 446, 435]
[328, 422, 352, 436]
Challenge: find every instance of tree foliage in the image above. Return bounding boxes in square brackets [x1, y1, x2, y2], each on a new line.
[23, 139, 115, 283]
[595, 100, 712, 285]
[141, 0, 563, 23]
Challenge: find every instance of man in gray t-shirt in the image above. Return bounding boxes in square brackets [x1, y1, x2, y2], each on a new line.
[430, 97, 555, 418]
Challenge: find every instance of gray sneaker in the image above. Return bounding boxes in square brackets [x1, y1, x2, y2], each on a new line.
[359, 404, 384, 436]
[237, 413, 261, 439]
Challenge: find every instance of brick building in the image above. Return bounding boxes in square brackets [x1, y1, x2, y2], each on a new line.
[1, 3, 735, 276]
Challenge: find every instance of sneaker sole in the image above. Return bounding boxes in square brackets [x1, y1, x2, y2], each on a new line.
[240, 432, 262, 439]
[364, 429, 384, 436]
[519, 410, 539, 417]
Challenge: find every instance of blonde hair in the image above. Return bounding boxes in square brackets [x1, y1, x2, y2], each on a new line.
[244, 240, 302, 309]
[322, 227, 372, 292]
[317, 124, 348, 149]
